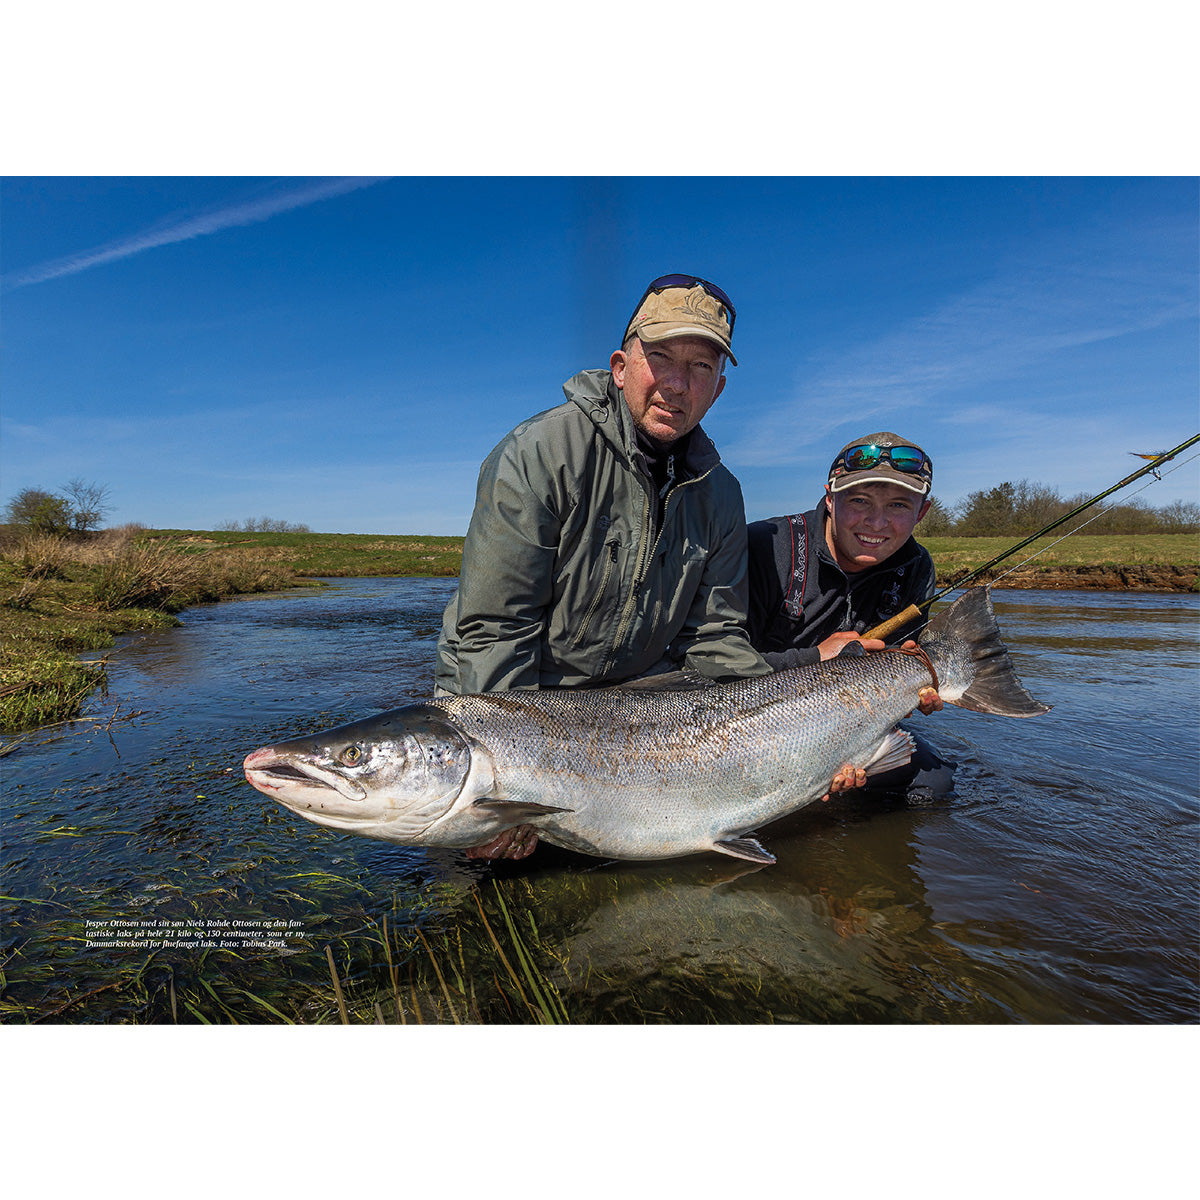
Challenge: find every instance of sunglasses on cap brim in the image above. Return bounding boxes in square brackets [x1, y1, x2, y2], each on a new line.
[835, 444, 931, 475]
[624, 274, 737, 336]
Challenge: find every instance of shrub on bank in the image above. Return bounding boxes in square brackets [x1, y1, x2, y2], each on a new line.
[15, 532, 73, 581]
[90, 538, 206, 611]
[78, 531, 301, 612]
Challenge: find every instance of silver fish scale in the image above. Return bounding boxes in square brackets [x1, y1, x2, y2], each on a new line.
[430, 649, 948, 859]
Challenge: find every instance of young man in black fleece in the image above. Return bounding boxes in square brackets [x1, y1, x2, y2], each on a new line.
[747, 432, 953, 796]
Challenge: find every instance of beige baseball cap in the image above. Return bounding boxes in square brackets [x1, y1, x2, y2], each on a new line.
[622, 276, 737, 365]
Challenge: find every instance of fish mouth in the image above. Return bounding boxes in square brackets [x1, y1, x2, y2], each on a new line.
[243, 747, 367, 803]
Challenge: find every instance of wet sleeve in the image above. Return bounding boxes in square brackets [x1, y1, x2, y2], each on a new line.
[450, 435, 563, 693]
[764, 646, 821, 670]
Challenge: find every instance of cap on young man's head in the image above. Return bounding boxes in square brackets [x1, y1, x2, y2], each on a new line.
[827, 432, 933, 497]
[624, 280, 737, 365]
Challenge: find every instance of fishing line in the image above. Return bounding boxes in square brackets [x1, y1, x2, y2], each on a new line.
[862, 434, 1200, 642]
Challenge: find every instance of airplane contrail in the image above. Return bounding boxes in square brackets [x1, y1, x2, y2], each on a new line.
[2, 176, 390, 289]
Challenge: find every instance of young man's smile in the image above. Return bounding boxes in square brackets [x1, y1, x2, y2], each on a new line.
[825, 482, 931, 573]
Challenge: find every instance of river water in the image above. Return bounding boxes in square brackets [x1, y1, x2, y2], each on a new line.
[2, 578, 1197, 1024]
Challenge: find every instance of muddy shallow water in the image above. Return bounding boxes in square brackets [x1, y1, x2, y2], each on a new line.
[3, 579, 1196, 1024]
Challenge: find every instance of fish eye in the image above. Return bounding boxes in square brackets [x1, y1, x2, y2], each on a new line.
[340, 745, 363, 766]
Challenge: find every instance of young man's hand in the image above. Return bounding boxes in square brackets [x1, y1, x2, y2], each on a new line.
[821, 762, 867, 801]
[817, 631, 885, 660]
[898, 640, 943, 714]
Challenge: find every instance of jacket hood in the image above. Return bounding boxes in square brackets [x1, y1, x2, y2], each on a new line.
[563, 369, 622, 433]
[561, 368, 721, 476]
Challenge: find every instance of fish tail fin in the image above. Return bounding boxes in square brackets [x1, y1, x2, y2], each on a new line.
[920, 588, 1051, 717]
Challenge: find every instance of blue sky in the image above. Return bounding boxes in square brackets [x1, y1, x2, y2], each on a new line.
[2, 176, 1196, 534]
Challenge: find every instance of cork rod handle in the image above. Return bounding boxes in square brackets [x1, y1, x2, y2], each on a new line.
[862, 604, 924, 643]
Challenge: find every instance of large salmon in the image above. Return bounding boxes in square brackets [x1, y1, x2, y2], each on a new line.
[243, 587, 1048, 864]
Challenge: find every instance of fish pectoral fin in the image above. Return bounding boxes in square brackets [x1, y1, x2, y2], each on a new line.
[712, 835, 776, 865]
[472, 798, 575, 818]
[862, 728, 915, 777]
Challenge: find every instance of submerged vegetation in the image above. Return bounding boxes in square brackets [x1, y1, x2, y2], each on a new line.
[5, 854, 904, 1025]
[0, 868, 572, 1025]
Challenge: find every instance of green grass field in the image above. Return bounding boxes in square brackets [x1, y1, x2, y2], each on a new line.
[144, 529, 464, 577]
[922, 532, 1199, 573]
[149, 528, 1200, 577]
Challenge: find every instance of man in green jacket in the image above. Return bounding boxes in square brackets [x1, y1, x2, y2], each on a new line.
[435, 274, 777, 858]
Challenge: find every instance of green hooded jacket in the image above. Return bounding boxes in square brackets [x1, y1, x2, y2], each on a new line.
[434, 368, 771, 694]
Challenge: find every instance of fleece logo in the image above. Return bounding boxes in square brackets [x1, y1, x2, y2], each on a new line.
[880, 580, 903, 616]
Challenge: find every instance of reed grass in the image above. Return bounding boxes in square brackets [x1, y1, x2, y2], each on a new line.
[85, 534, 300, 612]
[0, 877, 576, 1026]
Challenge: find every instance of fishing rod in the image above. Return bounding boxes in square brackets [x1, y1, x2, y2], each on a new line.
[864, 431, 1200, 642]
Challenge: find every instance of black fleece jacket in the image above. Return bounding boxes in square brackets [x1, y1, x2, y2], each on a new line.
[746, 503, 936, 670]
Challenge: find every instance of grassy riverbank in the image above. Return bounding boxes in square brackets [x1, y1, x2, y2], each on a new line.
[142, 528, 465, 577]
[922, 533, 1200, 592]
[0, 527, 311, 737]
[2, 525, 1196, 737]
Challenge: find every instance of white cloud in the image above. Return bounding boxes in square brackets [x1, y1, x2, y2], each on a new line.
[725, 218, 1197, 470]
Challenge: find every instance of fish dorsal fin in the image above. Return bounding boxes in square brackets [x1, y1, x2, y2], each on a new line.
[712, 835, 776, 865]
[617, 669, 720, 692]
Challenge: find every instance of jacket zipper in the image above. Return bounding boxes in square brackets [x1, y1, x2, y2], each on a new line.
[574, 538, 619, 647]
[603, 464, 715, 672]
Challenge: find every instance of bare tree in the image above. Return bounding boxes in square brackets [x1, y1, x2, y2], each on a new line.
[1156, 499, 1200, 533]
[221, 516, 311, 533]
[63, 478, 112, 534]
